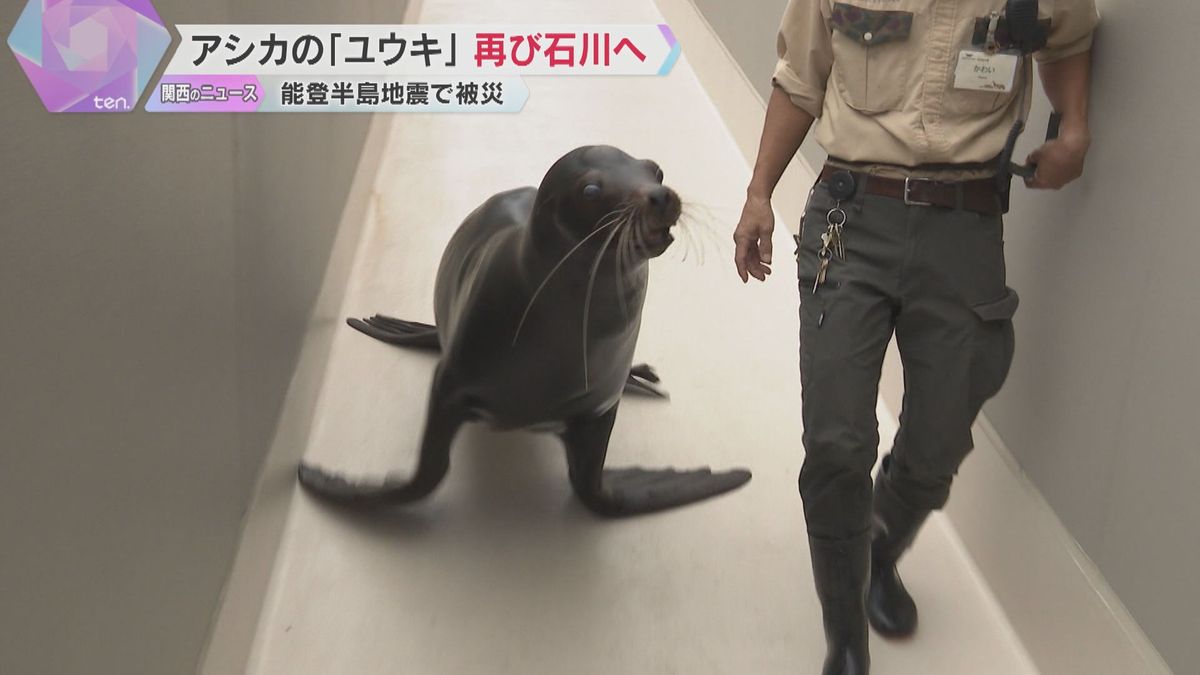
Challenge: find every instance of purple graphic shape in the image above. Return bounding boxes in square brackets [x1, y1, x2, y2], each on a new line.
[7, 0, 172, 112]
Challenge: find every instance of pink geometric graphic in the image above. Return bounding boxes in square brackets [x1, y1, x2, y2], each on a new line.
[7, 0, 172, 112]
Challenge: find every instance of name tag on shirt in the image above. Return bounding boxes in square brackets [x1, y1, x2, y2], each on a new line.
[953, 50, 1019, 93]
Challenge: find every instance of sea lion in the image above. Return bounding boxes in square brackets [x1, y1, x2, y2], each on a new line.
[298, 145, 751, 517]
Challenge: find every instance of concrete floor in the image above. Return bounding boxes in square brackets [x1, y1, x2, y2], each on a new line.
[236, 0, 1039, 672]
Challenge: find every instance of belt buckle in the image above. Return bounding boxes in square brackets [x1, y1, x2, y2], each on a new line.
[903, 177, 935, 207]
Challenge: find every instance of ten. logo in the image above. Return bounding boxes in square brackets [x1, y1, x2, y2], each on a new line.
[7, 0, 171, 113]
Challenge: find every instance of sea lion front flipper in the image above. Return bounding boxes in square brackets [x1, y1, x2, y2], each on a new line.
[623, 364, 669, 399]
[562, 405, 752, 518]
[298, 373, 464, 507]
[347, 314, 441, 351]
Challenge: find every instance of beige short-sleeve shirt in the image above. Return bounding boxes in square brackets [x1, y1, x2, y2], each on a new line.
[773, 0, 1099, 178]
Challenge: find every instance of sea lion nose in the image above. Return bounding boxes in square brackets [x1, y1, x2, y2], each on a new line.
[647, 187, 666, 208]
[645, 186, 678, 215]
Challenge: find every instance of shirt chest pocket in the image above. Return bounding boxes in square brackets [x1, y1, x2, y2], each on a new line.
[830, 2, 917, 114]
[942, 13, 1029, 115]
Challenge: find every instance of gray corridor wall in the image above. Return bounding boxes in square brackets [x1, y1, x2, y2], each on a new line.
[0, 1, 401, 673]
[692, 0, 1198, 672]
[986, 3, 1199, 672]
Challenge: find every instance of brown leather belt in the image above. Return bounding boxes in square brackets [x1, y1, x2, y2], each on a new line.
[818, 165, 1002, 216]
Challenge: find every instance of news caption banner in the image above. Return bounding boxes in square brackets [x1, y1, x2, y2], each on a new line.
[146, 25, 681, 113]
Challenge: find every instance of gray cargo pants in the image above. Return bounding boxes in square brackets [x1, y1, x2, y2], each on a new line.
[796, 176, 1020, 541]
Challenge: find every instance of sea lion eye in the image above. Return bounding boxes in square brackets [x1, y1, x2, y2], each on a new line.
[583, 184, 602, 198]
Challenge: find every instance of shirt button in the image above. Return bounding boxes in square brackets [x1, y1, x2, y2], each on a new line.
[864, 31, 874, 42]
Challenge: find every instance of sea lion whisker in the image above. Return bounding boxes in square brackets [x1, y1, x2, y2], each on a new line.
[589, 203, 635, 238]
[614, 223, 633, 320]
[613, 228, 625, 318]
[691, 222, 706, 266]
[669, 212, 689, 263]
[604, 206, 638, 273]
[621, 220, 641, 286]
[585, 200, 636, 237]
[617, 207, 644, 316]
[679, 222, 697, 264]
[626, 222, 640, 267]
[679, 210, 725, 265]
[582, 223, 626, 388]
[625, 209, 640, 257]
[633, 212, 651, 258]
[700, 218, 727, 265]
[679, 199, 720, 222]
[512, 218, 623, 346]
[679, 201, 722, 231]
[512, 202, 636, 346]
[679, 219, 704, 266]
[677, 209, 705, 265]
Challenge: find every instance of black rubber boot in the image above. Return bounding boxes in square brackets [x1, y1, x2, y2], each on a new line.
[867, 464, 931, 638]
[809, 533, 871, 675]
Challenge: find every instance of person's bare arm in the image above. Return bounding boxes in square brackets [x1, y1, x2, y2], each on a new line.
[1027, 50, 1092, 190]
[734, 86, 816, 283]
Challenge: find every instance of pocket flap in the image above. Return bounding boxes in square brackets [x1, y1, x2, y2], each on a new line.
[832, 3, 913, 46]
[972, 287, 1020, 322]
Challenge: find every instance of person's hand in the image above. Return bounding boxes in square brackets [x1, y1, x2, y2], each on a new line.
[734, 192, 775, 283]
[1025, 130, 1090, 190]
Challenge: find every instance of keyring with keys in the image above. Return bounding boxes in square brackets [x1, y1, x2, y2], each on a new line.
[813, 171, 856, 292]
[826, 206, 847, 261]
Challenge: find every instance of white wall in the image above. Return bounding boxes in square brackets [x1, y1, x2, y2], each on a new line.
[0, 1, 399, 673]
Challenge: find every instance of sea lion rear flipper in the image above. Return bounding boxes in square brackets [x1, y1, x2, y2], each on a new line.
[596, 467, 752, 516]
[624, 363, 669, 399]
[347, 314, 440, 351]
[563, 405, 752, 518]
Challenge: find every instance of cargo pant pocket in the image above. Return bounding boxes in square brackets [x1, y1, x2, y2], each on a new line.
[968, 287, 1019, 406]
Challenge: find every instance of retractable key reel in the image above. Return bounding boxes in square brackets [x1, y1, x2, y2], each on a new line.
[991, 0, 1061, 212]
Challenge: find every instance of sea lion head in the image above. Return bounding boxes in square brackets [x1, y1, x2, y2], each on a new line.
[536, 145, 682, 259]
